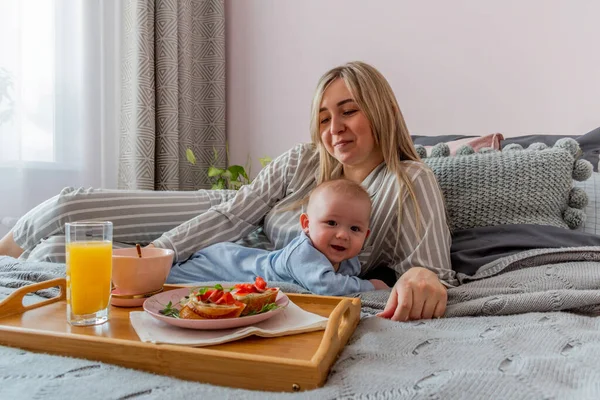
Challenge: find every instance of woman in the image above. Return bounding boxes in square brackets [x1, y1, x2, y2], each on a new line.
[0, 61, 456, 321]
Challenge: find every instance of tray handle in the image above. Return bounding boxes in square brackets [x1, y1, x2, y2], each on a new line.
[0, 277, 66, 319]
[311, 298, 354, 365]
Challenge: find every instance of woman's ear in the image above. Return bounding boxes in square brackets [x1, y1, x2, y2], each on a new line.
[300, 213, 310, 234]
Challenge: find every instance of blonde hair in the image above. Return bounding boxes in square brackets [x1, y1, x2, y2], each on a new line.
[309, 61, 423, 231]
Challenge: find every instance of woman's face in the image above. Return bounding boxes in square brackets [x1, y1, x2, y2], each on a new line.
[318, 78, 383, 171]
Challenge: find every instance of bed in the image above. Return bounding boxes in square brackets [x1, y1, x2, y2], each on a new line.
[2, 132, 600, 400]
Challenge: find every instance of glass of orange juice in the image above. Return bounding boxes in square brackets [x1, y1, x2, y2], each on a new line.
[65, 221, 113, 326]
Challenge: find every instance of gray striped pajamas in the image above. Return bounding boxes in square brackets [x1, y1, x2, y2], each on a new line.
[13, 143, 457, 286]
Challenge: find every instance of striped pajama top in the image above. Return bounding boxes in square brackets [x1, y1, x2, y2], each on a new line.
[153, 143, 457, 286]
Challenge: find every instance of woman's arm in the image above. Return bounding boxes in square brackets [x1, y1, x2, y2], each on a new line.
[390, 167, 456, 286]
[378, 165, 456, 321]
[153, 144, 309, 262]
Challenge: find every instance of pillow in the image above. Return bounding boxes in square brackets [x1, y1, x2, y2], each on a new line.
[574, 171, 600, 236]
[501, 126, 600, 171]
[417, 139, 592, 232]
[422, 133, 504, 156]
[412, 134, 477, 146]
[451, 224, 600, 276]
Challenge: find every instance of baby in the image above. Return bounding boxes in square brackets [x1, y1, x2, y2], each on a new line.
[166, 179, 389, 295]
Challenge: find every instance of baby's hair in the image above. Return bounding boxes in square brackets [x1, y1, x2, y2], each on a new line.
[308, 179, 372, 212]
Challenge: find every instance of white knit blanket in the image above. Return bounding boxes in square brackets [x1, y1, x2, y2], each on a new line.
[1, 248, 600, 400]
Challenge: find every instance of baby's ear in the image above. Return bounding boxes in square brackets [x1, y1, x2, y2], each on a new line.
[365, 229, 371, 240]
[300, 213, 310, 234]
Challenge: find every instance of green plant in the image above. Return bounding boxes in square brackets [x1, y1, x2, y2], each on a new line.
[186, 147, 271, 190]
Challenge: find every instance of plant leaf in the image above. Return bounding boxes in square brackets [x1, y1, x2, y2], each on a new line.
[245, 302, 278, 316]
[186, 148, 197, 165]
[259, 302, 278, 313]
[159, 300, 180, 318]
[208, 166, 225, 177]
[212, 178, 226, 190]
[227, 165, 246, 182]
[229, 180, 242, 190]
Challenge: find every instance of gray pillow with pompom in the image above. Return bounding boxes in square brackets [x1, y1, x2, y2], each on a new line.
[416, 138, 592, 231]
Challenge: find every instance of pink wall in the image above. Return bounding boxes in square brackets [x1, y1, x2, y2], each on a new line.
[226, 0, 600, 174]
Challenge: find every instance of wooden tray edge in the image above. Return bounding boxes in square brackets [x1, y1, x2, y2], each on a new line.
[0, 280, 363, 392]
[0, 277, 66, 319]
[0, 326, 320, 392]
[310, 297, 361, 380]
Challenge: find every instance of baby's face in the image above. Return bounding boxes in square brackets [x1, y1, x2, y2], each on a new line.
[304, 192, 370, 265]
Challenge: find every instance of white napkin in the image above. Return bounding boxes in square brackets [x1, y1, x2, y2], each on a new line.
[130, 300, 329, 347]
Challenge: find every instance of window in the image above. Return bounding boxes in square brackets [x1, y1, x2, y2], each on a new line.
[0, 0, 55, 163]
[0, 0, 119, 228]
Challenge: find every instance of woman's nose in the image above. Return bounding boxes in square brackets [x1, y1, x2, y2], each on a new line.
[330, 116, 345, 135]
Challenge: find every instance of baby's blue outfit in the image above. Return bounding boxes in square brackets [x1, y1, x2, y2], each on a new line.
[166, 232, 375, 296]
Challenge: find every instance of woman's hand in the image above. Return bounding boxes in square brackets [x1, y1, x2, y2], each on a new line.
[377, 267, 447, 321]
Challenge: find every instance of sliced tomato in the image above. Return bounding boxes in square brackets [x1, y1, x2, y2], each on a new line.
[233, 283, 255, 294]
[254, 276, 267, 290]
[208, 289, 224, 303]
[199, 289, 216, 302]
[214, 291, 235, 305]
[234, 283, 254, 291]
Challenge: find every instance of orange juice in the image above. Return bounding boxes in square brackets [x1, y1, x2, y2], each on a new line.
[66, 241, 112, 315]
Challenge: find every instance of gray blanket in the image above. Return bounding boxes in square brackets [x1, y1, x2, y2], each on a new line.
[1, 248, 600, 400]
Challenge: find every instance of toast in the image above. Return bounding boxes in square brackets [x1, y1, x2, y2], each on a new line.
[187, 301, 245, 319]
[231, 276, 279, 316]
[180, 287, 246, 320]
[177, 277, 279, 319]
[179, 305, 204, 319]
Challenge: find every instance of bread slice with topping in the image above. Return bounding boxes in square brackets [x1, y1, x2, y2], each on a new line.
[180, 287, 245, 319]
[231, 276, 279, 316]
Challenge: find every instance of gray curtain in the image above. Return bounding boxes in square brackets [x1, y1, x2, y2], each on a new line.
[119, 0, 226, 190]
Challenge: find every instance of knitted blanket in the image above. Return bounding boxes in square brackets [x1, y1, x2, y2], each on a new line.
[1, 249, 600, 400]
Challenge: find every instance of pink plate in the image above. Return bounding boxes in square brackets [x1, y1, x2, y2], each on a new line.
[143, 287, 289, 330]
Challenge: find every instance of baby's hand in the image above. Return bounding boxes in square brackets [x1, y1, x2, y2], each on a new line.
[369, 279, 390, 290]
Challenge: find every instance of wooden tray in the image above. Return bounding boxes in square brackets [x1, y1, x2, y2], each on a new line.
[0, 278, 361, 392]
